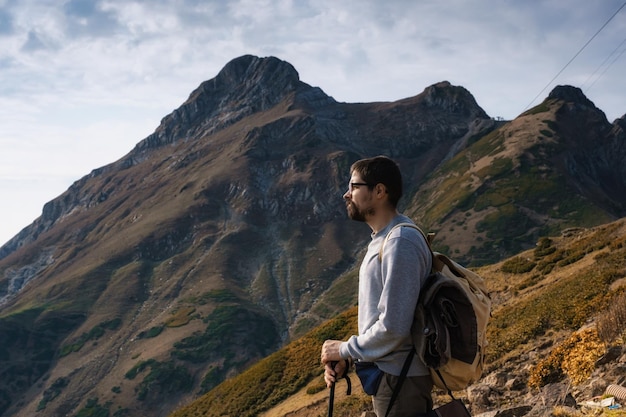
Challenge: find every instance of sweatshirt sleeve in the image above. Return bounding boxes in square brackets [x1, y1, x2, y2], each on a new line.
[340, 227, 431, 363]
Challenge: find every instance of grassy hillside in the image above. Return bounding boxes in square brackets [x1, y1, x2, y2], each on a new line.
[169, 218, 626, 417]
[170, 307, 358, 417]
[408, 100, 616, 266]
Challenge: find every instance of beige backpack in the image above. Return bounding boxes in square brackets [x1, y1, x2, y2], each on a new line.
[381, 223, 491, 392]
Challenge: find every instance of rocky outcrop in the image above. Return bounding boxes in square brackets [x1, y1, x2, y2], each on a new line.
[469, 344, 626, 417]
[550, 86, 626, 216]
[133, 55, 327, 152]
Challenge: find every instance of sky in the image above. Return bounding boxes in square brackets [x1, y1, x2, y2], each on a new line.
[1, 0, 625, 247]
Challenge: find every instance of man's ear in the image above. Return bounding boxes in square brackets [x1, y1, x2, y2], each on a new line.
[374, 183, 387, 199]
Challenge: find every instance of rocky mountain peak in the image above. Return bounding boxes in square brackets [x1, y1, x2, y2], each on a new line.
[133, 55, 325, 152]
[420, 81, 488, 118]
[547, 85, 608, 124]
[548, 85, 594, 107]
[212, 54, 300, 93]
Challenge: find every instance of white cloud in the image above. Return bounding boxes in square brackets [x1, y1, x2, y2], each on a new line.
[1, 0, 625, 245]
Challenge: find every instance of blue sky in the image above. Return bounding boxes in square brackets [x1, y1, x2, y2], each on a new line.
[1, 0, 625, 246]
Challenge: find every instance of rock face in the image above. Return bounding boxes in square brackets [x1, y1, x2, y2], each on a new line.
[0, 55, 624, 417]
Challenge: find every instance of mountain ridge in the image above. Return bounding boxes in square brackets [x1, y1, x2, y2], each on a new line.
[0, 55, 624, 417]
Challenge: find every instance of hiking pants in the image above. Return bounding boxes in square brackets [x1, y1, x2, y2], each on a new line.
[372, 373, 433, 417]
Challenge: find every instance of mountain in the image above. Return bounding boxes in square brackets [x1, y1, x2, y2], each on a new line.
[406, 85, 626, 265]
[170, 217, 626, 417]
[0, 54, 624, 417]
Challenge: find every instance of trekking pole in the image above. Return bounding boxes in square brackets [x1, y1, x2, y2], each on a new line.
[327, 360, 338, 417]
[328, 380, 335, 417]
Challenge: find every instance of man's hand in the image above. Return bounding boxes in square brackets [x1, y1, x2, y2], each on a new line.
[320, 339, 342, 364]
[321, 340, 344, 388]
[324, 359, 348, 388]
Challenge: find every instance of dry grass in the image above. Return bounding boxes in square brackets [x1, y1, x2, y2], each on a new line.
[528, 328, 606, 389]
[597, 291, 626, 344]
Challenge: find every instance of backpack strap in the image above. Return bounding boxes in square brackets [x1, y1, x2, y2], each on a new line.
[384, 354, 457, 417]
[384, 350, 415, 417]
[434, 369, 455, 399]
[380, 223, 458, 416]
[378, 222, 435, 262]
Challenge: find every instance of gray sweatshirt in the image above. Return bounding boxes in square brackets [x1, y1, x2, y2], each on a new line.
[339, 214, 432, 376]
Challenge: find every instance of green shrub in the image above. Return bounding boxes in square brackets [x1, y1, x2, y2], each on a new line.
[534, 238, 556, 258]
[169, 307, 358, 417]
[125, 359, 156, 380]
[137, 325, 164, 339]
[60, 318, 122, 357]
[37, 377, 68, 411]
[74, 397, 110, 417]
[135, 360, 193, 401]
[501, 256, 536, 274]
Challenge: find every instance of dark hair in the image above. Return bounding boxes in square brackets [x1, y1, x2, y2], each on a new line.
[350, 156, 403, 208]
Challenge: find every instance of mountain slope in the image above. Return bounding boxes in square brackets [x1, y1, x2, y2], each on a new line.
[170, 217, 626, 417]
[0, 55, 494, 417]
[407, 85, 626, 265]
[0, 55, 624, 417]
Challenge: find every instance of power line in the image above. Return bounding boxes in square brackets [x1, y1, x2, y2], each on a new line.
[582, 35, 626, 91]
[522, 1, 626, 112]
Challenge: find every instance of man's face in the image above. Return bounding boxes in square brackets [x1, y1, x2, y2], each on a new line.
[343, 173, 374, 222]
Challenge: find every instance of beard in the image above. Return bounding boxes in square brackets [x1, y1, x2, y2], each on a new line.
[346, 201, 373, 222]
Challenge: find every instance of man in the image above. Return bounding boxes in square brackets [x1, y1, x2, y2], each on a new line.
[320, 156, 433, 417]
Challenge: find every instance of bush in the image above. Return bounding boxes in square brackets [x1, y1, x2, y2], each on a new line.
[501, 256, 536, 274]
[125, 359, 157, 380]
[528, 328, 605, 388]
[534, 238, 556, 258]
[74, 397, 110, 417]
[37, 377, 68, 411]
[165, 307, 196, 328]
[135, 360, 193, 401]
[596, 291, 626, 344]
[60, 318, 122, 356]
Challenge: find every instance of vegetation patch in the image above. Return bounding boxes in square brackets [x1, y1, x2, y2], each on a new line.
[476, 157, 513, 180]
[173, 305, 278, 363]
[488, 226, 625, 361]
[477, 203, 536, 240]
[137, 325, 164, 339]
[60, 318, 122, 356]
[528, 328, 605, 388]
[534, 237, 556, 258]
[74, 397, 111, 417]
[521, 101, 551, 116]
[516, 274, 544, 291]
[596, 290, 626, 344]
[137, 361, 193, 401]
[125, 359, 156, 380]
[501, 256, 536, 274]
[125, 358, 193, 401]
[0, 306, 85, 416]
[37, 377, 68, 411]
[165, 307, 196, 328]
[169, 307, 358, 417]
[170, 303, 280, 393]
